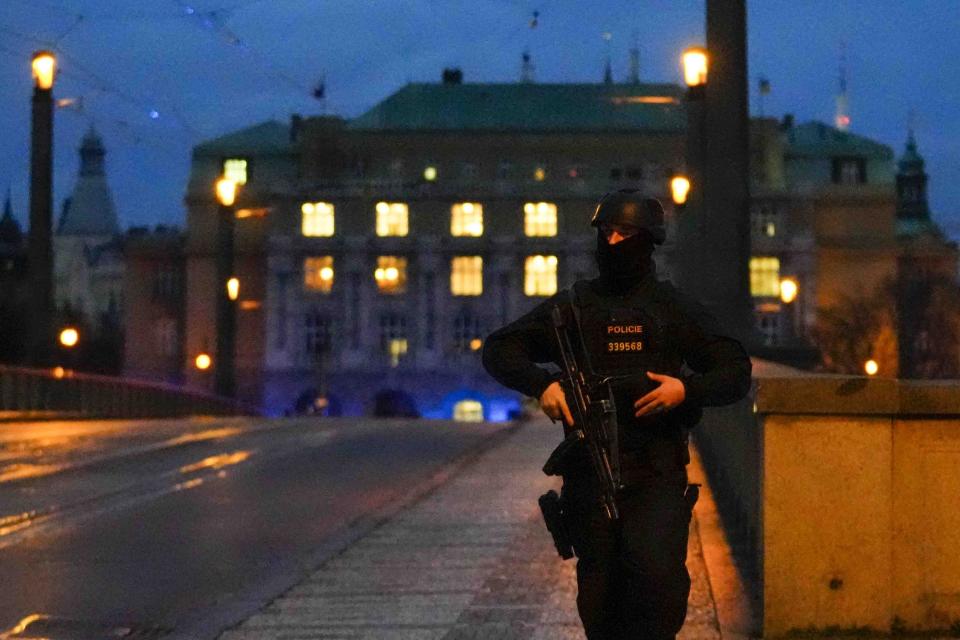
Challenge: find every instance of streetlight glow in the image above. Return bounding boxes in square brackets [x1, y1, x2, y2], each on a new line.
[216, 178, 238, 206]
[670, 176, 691, 205]
[59, 327, 79, 348]
[780, 278, 799, 304]
[195, 353, 212, 370]
[864, 359, 879, 376]
[682, 47, 708, 87]
[32, 51, 56, 90]
[226, 277, 240, 301]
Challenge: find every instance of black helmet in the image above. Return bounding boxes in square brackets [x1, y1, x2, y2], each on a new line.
[590, 189, 666, 245]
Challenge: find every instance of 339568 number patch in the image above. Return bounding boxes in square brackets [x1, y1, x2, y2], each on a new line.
[607, 340, 643, 352]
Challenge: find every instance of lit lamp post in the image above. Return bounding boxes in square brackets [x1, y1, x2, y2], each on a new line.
[670, 174, 691, 210]
[779, 277, 799, 345]
[675, 46, 708, 299]
[214, 178, 239, 398]
[28, 50, 56, 366]
[59, 326, 79, 349]
[195, 352, 212, 372]
[58, 325, 79, 371]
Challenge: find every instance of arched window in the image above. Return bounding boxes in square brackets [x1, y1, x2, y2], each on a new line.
[453, 399, 484, 422]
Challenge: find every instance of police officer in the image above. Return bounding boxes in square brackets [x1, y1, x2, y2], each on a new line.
[481, 189, 752, 639]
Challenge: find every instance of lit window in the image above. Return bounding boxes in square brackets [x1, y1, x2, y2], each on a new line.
[423, 165, 438, 181]
[376, 202, 409, 237]
[304, 256, 334, 293]
[375, 256, 407, 294]
[750, 256, 780, 297]
[525, 255, 558, 296]
[301, 202, 335, 237]
[533, 166, 546, 181]
[524, 202, 558, 237]
[453, 399, 484, 422]
[380, 313, 407, 367]
[451, 256, 483, 296]
[451, 202, 483, 237]
[223, 158, 248, 185]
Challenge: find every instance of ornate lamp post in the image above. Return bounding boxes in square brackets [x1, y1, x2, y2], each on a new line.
[28, 50, 56, 365]
[214, 177, 239, 398]
[675, 46, 708, 298]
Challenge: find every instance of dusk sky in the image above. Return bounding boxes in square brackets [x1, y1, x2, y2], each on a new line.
[1, 0, 958, 241]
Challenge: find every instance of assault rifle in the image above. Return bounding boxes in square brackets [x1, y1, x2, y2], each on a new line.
[540, 301, 623, 521]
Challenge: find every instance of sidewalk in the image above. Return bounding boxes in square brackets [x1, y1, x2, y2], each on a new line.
[217, 418, 745, 640]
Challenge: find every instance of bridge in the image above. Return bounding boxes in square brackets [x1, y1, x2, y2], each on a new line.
[0, 360, 958, 638]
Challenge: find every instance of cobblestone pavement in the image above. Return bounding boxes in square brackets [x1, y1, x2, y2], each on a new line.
[218, 419, 720, 640]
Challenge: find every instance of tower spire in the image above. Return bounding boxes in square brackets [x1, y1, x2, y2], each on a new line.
[601, 31, 613, 84]
[835, 40, 850, 130]
[628, 30, 640, 84]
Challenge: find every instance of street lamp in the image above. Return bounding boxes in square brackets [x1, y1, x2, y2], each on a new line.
[676, 46, 708, 299]
[779, 278, 798, 304]
[59, 326, 79, 348]
[864, 359, 879, 376]
[682, 47, 708, 91]
[226, 277, 240, 301]
[670, 175, 691, 207]
[216, 177, 237, 207]
[28, 50, 57, 366]
[32, 51, 56, 90]
[195, 352, 212, 371]
[214, 177, 239, 398]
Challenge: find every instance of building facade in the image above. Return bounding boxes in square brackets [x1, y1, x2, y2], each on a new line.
[122, 226, 186, 384]
[178, 75, 958, 417]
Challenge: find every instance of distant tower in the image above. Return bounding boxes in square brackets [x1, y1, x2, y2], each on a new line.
[835, 41, 851, 130]
[54, 125, 123, 325]
[628, 30, 640, 84]
[600, 31, 613, 84]
[896, 123, 932, 227]
[57, 126, 119, 236]
[520, 49, 535, 83]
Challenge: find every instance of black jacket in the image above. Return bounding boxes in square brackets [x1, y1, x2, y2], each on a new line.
[481, 269, 752, 448]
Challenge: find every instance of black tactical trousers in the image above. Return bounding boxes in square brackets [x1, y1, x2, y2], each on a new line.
[561, 454, 696, 640]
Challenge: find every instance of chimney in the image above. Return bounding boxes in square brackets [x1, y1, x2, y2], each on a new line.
[442, 68, 463, 85]
[780, 113, 794, 130]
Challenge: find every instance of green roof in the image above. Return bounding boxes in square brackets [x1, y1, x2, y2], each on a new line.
[786, 121, 893, 159]
[194, 120, 291, 156]
[347, 82, 687, 132]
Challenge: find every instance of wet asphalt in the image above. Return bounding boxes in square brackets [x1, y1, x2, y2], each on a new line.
[0, 416, 510, 638]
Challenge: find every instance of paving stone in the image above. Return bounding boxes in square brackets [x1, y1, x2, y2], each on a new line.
[217, 420, 722, 640]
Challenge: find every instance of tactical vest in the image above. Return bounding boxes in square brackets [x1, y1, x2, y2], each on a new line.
[567, 279, 695, 461]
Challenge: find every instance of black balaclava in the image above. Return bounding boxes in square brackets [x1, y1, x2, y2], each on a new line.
[595, 228, 656, 294]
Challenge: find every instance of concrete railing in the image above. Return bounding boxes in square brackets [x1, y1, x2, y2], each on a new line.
[694, 358, 960, 637]
[0, 364, 256, 420]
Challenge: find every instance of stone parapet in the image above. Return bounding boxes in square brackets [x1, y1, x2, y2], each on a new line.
[695, 358, 960, 636]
